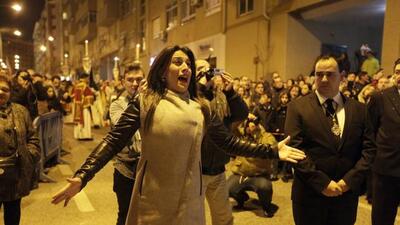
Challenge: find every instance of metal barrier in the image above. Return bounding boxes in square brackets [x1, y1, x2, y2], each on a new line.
[36, 111, 64, 182]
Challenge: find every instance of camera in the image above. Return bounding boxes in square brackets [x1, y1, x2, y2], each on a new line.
[197, 68, 223, 82]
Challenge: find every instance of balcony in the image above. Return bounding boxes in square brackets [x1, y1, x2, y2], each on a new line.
[97, 0, 119, 26]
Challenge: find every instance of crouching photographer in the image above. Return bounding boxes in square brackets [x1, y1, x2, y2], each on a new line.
[0, 74, 41, 225]
[227, 117, 279, 217]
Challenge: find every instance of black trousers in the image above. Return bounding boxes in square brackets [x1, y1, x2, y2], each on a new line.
[113, 169, 135, 225]
[372, 173, 400, 225]
[292, 195, 358, 225]
[0, 198, 21, 225]
[226, 174, 272, 210]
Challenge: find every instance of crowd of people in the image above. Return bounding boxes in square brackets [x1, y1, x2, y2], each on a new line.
[0, 44, 399, 225]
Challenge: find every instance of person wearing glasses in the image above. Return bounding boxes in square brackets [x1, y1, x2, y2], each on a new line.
[285, 55, 376, 225]
[368, 58, 400, 225]
[0, 74, 41, 225]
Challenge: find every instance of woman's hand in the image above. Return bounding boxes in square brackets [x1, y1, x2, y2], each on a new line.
[51, 177, 82, 207]
[277, 136, 306, 163]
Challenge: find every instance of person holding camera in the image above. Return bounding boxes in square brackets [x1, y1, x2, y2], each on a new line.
[0, 74, 41, 225]
[10, 70, 47, 120]
[227, 117, 278, 217]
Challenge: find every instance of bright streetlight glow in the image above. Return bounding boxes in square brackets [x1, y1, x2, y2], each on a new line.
[14, 55, 20, 59]
[48, 36, 54, 42]
[113, 56, 119, 61]
[40, 45, 47, 52]
[13, 30, 22, 36]
[11, 3, 22, 12]
[14, 59, 19, 63]
[64, 53, 69, 58]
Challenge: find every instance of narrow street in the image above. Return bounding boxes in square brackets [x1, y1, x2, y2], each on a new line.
[1, 124, 395, 225]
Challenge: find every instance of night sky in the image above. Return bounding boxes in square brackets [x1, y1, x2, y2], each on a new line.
[0, 0, 45, 41]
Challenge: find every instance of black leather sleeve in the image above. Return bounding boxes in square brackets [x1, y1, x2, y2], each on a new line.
[74, 96, 141, 188]
[224, 89, 249, 123]
[208, 112, 279, 159]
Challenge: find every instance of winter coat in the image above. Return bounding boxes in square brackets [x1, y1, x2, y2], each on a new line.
[74, 91, 279, 225]
[0, 103, 41, 201]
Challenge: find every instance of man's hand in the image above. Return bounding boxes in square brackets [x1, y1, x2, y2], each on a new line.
[51, 177, 82, 207]
[277, 136, 306, 163]
[220, 71, 234, 91]
[321, 181, 343, 197]
[337, 179, 350, 193]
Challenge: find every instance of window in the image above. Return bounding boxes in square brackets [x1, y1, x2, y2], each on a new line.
[140, 0, 146, 16]
[205, 0, 221, 16]
[89, 11, 97, 23]
[181, 0, 196, 22]
[238, 0, 254, 16]
[166, 1, 178, 30]
[119, 0, 132, 18]
[152, 17, 161, 39]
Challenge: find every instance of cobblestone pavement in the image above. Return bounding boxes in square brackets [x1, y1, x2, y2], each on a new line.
[1, 125, 398, 225]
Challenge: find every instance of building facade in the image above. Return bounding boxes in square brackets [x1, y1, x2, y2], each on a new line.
[33, 0, 399, 80]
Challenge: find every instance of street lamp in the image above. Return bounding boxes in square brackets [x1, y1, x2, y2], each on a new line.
[40, 45, 47, 52]
[13, 30, 22, 37]
[48, 36, 54, 42]
[11, 3, 22, 12]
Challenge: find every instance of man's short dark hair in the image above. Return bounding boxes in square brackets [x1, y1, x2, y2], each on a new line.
[52, 75, 61, 81]
[394, 58, 400, 71]
[358, 71, 368, 77]
[313, 54, 339, 69]
[123, 64, 144, 78]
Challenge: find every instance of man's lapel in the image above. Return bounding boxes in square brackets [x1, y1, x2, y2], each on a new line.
[308, 93, 336, 145]
[338, 94, 351, 151]
[387, 87, 400, 117]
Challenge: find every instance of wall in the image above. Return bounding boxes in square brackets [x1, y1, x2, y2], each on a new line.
[225, 19, 268, 80]
[302, 20, 384, 72]
[286, 15, 320, 78]
[381, 0, 400, 72]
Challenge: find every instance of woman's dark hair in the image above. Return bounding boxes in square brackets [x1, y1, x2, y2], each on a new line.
[143, 45, 210, 133]
[288, 84, 300, 99]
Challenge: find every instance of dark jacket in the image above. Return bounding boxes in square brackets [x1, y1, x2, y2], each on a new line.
[270, 105, 287, 138]
[74, 95, 278, 188]
[252, 103, 274, 132]
[231, 125, 277, 177]
[285, 93, 376, 205]
[0, 103, 41, 201]
[368, 87, 400, 177]
[201, 88, 249, 175]
[10, 81, 47, 119]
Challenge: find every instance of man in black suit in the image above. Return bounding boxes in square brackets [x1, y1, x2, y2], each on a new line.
[368, 58, 400, 225]
[285, 56, 376, 225]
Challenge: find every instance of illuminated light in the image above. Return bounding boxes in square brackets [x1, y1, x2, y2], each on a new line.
[64, 53, 69, 58]
[11, 3, 22, 12]
[113, 56, 119, 61]
[14, 59, 20, 63]
[14, 55, 20, 59]
[40, 45, 47, 52]
[13, 30, 22, 36]
[48, 36, 54, 42]
[149, 56, 155, 66]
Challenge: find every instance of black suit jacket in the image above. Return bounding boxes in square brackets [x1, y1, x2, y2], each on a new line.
[285, 92, 376, 204]
[368, 86, 400, 178]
